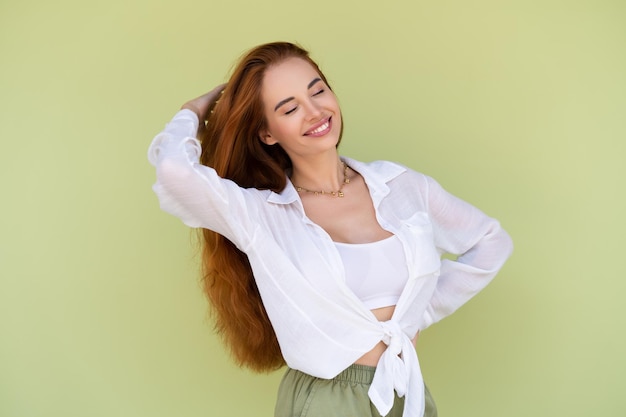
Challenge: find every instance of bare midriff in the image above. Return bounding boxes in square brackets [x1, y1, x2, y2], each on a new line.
[353, 305, 418, 367]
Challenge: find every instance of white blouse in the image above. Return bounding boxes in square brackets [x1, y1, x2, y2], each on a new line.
[148, 109, 513, 417]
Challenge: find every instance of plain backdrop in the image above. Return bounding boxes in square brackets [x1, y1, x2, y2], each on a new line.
[1, 0, 625, 416]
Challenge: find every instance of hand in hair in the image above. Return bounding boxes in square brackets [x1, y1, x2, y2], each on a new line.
[181, 83, 226, 123]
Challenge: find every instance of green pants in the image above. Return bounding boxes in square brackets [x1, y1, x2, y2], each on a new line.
[275, 364, 438, 417]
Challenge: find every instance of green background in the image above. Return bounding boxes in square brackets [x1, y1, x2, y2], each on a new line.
[1, 0, 625, 416]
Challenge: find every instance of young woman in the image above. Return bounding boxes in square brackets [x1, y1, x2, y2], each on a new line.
[148, 41, 513, 417]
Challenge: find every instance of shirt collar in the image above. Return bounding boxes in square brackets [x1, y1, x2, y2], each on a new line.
[342, 157, 406, 204]
[266, 178, 299, 205]
[266, 157, 406, 205]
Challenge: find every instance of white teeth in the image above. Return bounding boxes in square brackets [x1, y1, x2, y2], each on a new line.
[309, 121, 329, 134]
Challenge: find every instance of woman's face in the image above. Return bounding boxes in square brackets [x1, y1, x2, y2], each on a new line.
[259, 57, 342, 162]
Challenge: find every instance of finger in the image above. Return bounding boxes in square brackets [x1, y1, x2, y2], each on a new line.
[205, 83, 227, 104]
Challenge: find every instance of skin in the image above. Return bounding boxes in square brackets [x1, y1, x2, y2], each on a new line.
[182, 58, 417, 367]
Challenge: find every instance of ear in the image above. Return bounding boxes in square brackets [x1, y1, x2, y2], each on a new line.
[258, 129, 278, 146]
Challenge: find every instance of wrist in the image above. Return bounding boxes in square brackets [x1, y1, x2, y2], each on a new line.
[180, 103, 201, 117]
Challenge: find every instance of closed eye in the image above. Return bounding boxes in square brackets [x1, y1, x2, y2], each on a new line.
[285, 106, 297, 115]
[313, 88, 324, 96]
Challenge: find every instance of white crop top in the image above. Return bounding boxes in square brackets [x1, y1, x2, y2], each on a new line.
[334, 235, 409, 310]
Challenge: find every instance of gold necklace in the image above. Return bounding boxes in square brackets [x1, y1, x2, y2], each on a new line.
[293, 161, 350, 197]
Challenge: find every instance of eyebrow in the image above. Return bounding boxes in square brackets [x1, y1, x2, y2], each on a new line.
[273, 78, 323, 112]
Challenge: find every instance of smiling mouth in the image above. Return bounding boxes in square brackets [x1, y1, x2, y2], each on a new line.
[304, 117, 332, 136]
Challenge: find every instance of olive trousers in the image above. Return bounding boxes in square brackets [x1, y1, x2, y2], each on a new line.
[275, 364, 438, 417]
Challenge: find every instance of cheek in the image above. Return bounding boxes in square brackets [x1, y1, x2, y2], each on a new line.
[330, 96, 341, 113]
[268, 118, 298, 140]
[264, 114, 280, 136]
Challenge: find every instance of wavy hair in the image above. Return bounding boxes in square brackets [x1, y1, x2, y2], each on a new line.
[198, 42, 335, 372]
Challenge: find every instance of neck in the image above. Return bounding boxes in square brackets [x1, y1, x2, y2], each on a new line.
[290, 153, 344, 191]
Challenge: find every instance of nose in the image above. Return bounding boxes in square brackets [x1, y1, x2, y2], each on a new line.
[302, 98, 323, 120]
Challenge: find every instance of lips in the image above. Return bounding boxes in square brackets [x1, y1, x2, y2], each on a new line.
[304, 117, 332, 137]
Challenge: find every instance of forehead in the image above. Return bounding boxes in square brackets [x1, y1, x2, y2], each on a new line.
[261, 58, 321, 100]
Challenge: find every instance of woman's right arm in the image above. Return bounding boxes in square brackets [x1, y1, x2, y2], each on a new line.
[147, 90, 257, 249]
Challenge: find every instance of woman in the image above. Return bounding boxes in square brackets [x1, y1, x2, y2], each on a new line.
[148, 41, 513, 417]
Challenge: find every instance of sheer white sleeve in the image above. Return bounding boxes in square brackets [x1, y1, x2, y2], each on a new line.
[147, 110, 258, 250]
[419, 175, 513, 329]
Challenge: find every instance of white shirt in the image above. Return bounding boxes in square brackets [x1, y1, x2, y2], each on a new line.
[148, 109, 513, 417]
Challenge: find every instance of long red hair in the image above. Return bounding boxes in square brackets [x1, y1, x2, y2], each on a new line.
[198, 42, 334, 372]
